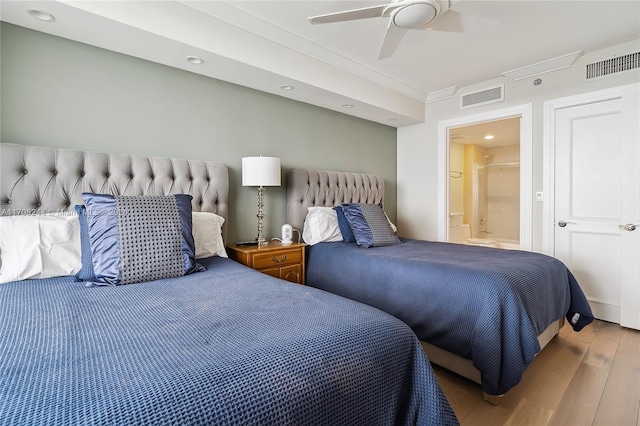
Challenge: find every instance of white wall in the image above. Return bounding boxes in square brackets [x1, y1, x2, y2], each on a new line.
[398, 39, 640, 251]
[448, 142, 464, 215]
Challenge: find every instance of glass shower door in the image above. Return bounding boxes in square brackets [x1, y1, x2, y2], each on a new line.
[474, 163, 520, 244]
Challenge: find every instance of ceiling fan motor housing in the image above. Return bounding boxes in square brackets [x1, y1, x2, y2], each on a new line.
[391, 0, 440, 29]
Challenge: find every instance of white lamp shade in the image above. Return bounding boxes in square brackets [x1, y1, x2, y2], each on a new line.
[242, 156, 281, 187]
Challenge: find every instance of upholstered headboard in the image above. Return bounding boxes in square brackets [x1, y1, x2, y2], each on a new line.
[286, 168, 385, 232]
[0, 143, 229, 242]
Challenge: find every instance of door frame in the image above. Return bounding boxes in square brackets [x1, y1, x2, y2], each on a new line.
[437, 104, 533, 250]
[542, 83, 640, 255]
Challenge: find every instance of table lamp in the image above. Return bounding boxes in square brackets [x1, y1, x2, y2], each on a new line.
[242, 156, 281, 246]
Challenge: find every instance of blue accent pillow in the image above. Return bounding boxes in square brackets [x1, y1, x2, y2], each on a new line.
[74, 205, 96, 282]
[333, 206, 356, 243]
[341, 203, 401, 248]
[81, 193, 203, 286]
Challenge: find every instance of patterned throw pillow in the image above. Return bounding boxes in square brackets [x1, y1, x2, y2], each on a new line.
[341, 203, 401, 248]
[80, 193, 203, 286]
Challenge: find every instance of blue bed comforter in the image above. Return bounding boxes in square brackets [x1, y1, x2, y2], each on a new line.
[305, 239, 594, 395]
[0, 257, 458, 425]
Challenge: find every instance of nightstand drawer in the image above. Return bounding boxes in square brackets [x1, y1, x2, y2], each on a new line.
[226, 242, 306, 285]
[252, 249, 302, 269]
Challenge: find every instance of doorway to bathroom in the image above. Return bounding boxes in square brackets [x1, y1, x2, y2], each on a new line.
[449, 118, 521, 248]
[437, 104, 533, 250]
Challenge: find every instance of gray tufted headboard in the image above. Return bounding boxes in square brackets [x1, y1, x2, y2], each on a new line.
[286, 168, 385, 232]
[1, 143, 229, 242]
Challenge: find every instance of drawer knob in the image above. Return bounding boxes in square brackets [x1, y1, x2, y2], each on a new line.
[271, 255, 287, 263]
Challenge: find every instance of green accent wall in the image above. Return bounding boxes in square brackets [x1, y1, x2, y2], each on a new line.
[1, 23, 397, 243]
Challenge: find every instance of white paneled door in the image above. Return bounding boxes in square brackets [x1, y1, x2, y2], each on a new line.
[553, 85, 640, 329]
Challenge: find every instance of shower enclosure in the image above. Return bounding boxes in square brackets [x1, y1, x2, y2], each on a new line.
[472, 161, 520, 246]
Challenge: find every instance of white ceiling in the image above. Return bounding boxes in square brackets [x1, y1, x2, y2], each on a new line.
[2, 0, 639, 127]
[450, 116, 521, 147]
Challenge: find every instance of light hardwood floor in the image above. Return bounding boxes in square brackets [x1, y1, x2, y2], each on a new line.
[433, 320, 640, 425]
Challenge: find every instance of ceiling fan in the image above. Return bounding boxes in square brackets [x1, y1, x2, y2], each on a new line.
[308, 0, 497, 60]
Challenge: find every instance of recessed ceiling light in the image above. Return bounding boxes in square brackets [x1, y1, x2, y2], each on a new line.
[185, 56, 204, 65]
[387, 118, 398, 122]
[342, 104, 354, 108]
[484, 135, 495, 140]
[280, 85, 294, 91]
[27, 9, 55, 22]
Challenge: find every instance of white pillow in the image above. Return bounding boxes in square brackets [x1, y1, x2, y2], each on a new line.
[0, 214, 81, 283]
[192, 212, 227, 258]
[384, 211, 398, 233]
[302, 206, 343, 245]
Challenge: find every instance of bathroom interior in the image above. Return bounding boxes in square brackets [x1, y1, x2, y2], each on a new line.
[448, 117, 521, 249]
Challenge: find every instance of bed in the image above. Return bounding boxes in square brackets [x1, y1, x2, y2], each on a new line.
[287, 168, 594, 401]
[0, 143, 458, 425]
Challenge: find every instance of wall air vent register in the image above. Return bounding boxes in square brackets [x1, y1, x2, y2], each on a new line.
[460, 84, 504, 109]
[585, 51, 640, 81]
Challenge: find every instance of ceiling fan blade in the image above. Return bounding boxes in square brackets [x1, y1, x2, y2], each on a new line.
[308, 5, 387, 24]
[425, 10, 497, 34]
[378, 20, 408, 60]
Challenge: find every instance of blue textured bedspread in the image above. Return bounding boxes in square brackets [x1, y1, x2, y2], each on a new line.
[0, 257, 458, 425]
[305, 239, 594, 395]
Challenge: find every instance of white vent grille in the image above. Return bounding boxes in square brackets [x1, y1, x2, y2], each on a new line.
[585, 52, 640, 80]
[460, 84, 504, 109]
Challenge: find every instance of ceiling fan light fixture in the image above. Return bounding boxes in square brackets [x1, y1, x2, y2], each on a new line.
[392, 2, 438, 29]
[307, 0, 492, 60]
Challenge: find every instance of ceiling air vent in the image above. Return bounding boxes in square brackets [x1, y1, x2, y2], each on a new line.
[460, 84, 504, 109]
[585, 52, 640, 81]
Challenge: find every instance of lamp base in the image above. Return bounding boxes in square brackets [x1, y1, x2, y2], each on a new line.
[256, 186, 268, 246]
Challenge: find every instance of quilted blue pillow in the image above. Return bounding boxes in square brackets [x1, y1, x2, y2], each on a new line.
[81, 193, 203, 286]
[341, 203, 401, 248]
[333, 206, 357, 243]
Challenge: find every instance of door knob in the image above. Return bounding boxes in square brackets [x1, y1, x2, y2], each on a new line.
[619, 223, 638, 231]
[557, 220, 576, 227]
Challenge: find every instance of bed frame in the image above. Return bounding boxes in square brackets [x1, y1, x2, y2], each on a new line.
[0, 143, 229, 242]
[287, 167, 563, 403]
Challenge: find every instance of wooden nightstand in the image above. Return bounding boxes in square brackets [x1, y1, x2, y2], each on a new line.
[226, 241, 306, 285]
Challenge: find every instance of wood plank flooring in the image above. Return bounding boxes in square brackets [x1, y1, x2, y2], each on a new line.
[433, 320, 640, 425]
